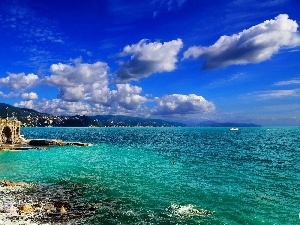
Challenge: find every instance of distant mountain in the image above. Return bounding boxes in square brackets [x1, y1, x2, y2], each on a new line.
[0, 103, 261, 127]
[0, 103, 53, 126]
[195, 120, 261, 127]
[0, 103, 186, 127]
[90, 115, 185, 127]
[0, 103, 46, 118]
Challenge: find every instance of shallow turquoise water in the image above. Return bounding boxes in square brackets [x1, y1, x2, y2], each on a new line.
[0, 127, 299, 224]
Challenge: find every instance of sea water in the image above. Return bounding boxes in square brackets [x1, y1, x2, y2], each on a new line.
[0, 127, 299, 224]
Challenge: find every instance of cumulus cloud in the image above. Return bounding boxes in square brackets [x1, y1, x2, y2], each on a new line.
[42, 59, 151, 114]
[8, 58, 216, 118]
[21, 92, 38, 100]
[15, 100, 36, 109]
[15, 99, 92, 115]
[152, 94, 215, 115]
[45, 60, 110, 102]
[38, 99, 92, 115]
[110, 84, 148, 110]
[44, 60, 148, 111]
[115, 39, 183, 82]
[0, 72, 39, 91]
[183, 14, 300, 69]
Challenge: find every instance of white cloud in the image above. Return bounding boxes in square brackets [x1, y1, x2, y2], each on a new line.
[19, 99, 93, 116]
[209, 72, 246, 88]
[15, 94, 146, 116]
[274, 78, 300, 86]
[59, 85, 85, 102]
[257, 89, 300, 99]
[8, 58, 215, 118]
[80, 49, 93, 56]
[42, 59, 152, 114]
[111, 84, 148, 110]
[152, 0, 187, 13]
[152, 94, 215, 115]
[0, 91, 18, 98]
[0, 2, 64, 67]
[115, 39, 183, 82]
[44, 99, 92, 115]
[43, 59, 150, 114]
[2, 2, 64, 44]
[183, 14, 300, 69]
[45, 59, 110, 102]
[90, 86, 111, 105]
[21, 92, 38, 100]
[0, 72, 39, 91]
[14, 100, 35, 109]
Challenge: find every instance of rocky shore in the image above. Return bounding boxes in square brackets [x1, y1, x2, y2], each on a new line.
[0, 180, 99, 224]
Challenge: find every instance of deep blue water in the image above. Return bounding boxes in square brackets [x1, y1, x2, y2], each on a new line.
[0, 127, 299, 224]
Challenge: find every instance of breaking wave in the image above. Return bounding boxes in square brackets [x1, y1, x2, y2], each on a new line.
[166, 203, 213, 219]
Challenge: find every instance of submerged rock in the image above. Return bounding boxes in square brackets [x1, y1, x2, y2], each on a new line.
[0, 180, 99, 224]
[43, 203, 56, 212]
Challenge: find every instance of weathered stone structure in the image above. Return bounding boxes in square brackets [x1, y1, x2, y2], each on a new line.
[0, 118, 22, 145]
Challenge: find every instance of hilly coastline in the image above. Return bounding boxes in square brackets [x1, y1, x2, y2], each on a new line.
[0, 103, 185, 127]
[0, 103, 260, 127]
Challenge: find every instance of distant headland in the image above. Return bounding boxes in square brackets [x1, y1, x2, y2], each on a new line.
[194, 120, 261, 127]
[0, 103, 261, 128]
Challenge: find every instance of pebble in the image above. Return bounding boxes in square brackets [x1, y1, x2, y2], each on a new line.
[0, 180, 98, 224]
[19, 204, 34, 213]
[60, 206, 67, 214]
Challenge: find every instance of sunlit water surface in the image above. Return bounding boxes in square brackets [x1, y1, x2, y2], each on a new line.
[0, 127, 299, 224]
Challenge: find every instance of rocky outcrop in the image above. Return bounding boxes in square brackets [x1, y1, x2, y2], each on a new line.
[0, 180, 99, 224]
[0, 180, 33, 187]
[0, 118, 22, 144]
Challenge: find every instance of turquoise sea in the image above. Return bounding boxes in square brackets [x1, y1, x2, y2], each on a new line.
[0, 127, 299, 224]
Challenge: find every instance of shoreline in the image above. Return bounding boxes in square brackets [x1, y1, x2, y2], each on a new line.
[0, 139, 90, 151]
[0, 145, 47, 151]
[0, 180, 98, 224]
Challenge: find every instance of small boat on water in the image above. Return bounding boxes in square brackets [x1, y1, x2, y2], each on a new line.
[230, 127, 239, 131]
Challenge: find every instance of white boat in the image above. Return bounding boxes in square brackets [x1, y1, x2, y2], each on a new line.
[230, 127, 239, 131]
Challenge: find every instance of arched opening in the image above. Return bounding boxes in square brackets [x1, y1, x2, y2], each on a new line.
[16, 127, 20, 137]
[2, 126, 12, 144]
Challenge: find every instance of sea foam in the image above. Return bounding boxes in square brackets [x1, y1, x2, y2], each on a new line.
[167, 204, 213, 218]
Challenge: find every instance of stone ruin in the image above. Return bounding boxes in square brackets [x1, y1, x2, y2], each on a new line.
[0, 118, 22, 145]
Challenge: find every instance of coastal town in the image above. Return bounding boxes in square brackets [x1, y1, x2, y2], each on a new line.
[0, 116, 89, 150]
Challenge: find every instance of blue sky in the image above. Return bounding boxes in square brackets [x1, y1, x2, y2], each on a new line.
[0, 0, 300, 126]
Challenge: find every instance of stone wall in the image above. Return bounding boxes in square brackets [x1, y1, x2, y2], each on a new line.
[0, 118, 22, 144]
